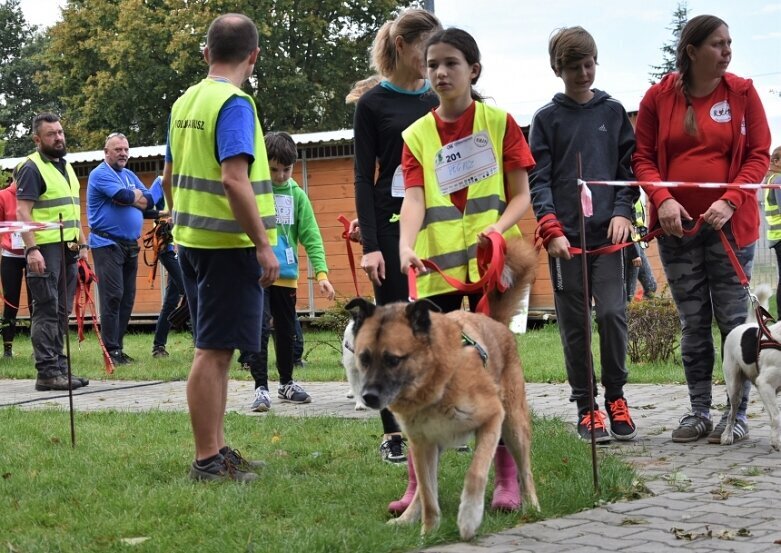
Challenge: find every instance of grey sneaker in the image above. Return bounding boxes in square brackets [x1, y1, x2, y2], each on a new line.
[250, 386, 272, 412]
[188, 453, 258, 483]
[152, 345, 169, 358]
[671, 413, 713, 442]
[707, 413, 749, 444]
[278, 381, 311, 404]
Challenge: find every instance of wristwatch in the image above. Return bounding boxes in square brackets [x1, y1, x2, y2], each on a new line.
[724, 199, 737, 210]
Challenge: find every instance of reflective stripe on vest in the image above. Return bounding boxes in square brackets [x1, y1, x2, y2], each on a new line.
[402, 102, 521, 298]
[764, 172, 781, 241]
[27, 152, 81, 245]
[169, 79, 276, 249]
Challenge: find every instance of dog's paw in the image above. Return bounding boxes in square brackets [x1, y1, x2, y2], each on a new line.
[770, 438, 780, 451]
[346, 391, 354, 399]
[457, 502, 483, 541]
[720, 429, 735, 446]
[354, 401, 367, 411]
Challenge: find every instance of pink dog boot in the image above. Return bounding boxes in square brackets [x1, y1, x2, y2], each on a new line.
[491, 445, 521, 511]
[388, 453, 417, 515]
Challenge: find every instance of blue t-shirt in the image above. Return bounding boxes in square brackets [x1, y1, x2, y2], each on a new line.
[87, 161, 149, 246]
[165, 94, 256, 165]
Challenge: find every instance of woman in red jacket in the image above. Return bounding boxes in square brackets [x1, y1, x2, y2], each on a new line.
[633, 14, 770, 445]
[0, 180, 30, 358]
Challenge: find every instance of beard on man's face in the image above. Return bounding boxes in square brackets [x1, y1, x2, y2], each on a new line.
[40, 142, 67, 159]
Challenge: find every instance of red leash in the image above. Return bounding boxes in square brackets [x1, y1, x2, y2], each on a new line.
[337, 214, 361, 297]
[75, 259, 114, 374]
[407, 232, 508, 315]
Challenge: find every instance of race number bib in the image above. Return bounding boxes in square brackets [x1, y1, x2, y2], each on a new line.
[10, 232, 24, 250]
[390, 165, 405, 198]
[434, 131, 498, 195]
[274, 194, 294, 225]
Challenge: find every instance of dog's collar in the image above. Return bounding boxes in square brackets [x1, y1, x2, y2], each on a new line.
[461, 332, 488, 367]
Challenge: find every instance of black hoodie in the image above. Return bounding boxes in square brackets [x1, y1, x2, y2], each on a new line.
[529, 89, 637, 249]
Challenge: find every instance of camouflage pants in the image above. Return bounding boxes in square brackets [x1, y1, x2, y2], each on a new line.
[657, 226, 754, 416]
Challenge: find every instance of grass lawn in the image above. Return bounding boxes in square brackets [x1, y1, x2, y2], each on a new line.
[0, 321, 674, 552]
[0, 409, 639, 553]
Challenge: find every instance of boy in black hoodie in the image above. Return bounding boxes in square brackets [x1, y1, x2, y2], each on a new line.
[529, 26, 638, 443]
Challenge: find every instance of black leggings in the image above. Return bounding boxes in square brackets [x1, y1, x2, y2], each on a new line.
[1, 255, 29, 343]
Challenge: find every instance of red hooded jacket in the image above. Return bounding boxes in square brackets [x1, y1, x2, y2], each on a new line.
[633, 72, 770, 248]
[0, 183, 23, 255]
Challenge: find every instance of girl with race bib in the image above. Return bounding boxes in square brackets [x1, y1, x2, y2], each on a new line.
[398, 27, 534, 511]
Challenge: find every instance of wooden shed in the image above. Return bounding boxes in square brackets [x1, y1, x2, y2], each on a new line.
[0, 126, 667, 323]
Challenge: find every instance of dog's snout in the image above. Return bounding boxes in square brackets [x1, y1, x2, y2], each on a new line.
[361, 387, 382, 409]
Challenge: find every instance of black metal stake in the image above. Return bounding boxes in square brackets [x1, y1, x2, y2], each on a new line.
[59, 214, 76, 447]
[577, 153, 599, 492]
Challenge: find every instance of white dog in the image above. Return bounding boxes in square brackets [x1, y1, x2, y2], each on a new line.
[342, 319, 367, 410]
[721, 284, 781, 450]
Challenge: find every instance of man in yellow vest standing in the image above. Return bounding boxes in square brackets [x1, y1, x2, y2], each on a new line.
[15, 112, 90, 391]
[162, 13, 279, 482]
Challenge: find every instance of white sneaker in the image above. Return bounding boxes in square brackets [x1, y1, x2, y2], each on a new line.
[250, 386, 272, 412]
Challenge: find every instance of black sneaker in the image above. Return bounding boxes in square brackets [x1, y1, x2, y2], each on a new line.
[189, 453, 257, 483]
[707, 413, 749, 444]
[379, 435, 407, 464]
[121, 351, 134, 363]
[222, 447, 266, 471]
[577, 410, 611, 443]
[671, 412, 713, 442]
[152, 345, 169, 358]
[3, 343, 12, 358]
[109, 350, 129, 366]
[606, 398, 637, 441]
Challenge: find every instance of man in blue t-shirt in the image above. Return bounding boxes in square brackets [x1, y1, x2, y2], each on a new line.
[87, 133, 154, 366]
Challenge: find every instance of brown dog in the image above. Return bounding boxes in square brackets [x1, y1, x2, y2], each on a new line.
[345, 237, 539, 540]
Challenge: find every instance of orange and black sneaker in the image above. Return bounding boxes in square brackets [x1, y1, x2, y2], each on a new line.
[577, 409, 611, 443]
[606, 398, 637, 441]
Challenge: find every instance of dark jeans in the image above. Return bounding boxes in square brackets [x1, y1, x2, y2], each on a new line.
[774, 244, 781, 316]
[26, 243, 78, 378]
[92, 243, 139, 352]
[1, 255, 29, 344]
[624, 246, 657, 301]
[242, 285, 298, 390]
[153, 249, 184, 348]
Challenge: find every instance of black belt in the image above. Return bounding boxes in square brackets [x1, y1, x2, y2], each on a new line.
[90, 229, 139, 248]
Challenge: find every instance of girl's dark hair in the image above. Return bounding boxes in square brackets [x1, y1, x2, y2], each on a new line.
[264, 132, 297, 166]
[425, 28, 484, 102]
[675, 14, 728, 136]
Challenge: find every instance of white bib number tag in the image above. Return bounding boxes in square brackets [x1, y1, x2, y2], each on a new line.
[10, 232, 24, 250]
[434, 131, 498, 195]
[274, 194, 294, 225]
[285, 247, 296, 265]
[390, 165, 406, 198]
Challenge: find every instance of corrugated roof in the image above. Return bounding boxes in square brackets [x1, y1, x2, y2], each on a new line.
[0, 128, 355, 170]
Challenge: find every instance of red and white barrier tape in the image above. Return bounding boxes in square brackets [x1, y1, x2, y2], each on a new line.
[579, 179, 773, 190]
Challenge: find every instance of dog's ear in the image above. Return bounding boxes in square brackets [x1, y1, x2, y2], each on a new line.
[344, 297, 375, 333]
[405, 299, 437, 336]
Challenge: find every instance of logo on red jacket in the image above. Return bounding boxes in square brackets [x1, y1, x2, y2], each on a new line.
[710, 101, 731, 123]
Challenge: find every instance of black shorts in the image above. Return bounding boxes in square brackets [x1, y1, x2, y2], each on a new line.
[178, 246, 263, 351]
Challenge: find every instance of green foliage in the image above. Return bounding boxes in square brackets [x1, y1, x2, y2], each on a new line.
[0, 409, 638, 552]
[626, 294, 680, 363]
[309, 298, 352, 333]
[0, 0, 61, 156]
[648, 1, 689, 84]
[28, 0, 412, 151]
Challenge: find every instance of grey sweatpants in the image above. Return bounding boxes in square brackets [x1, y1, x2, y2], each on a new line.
[550, 249, 629, 414]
